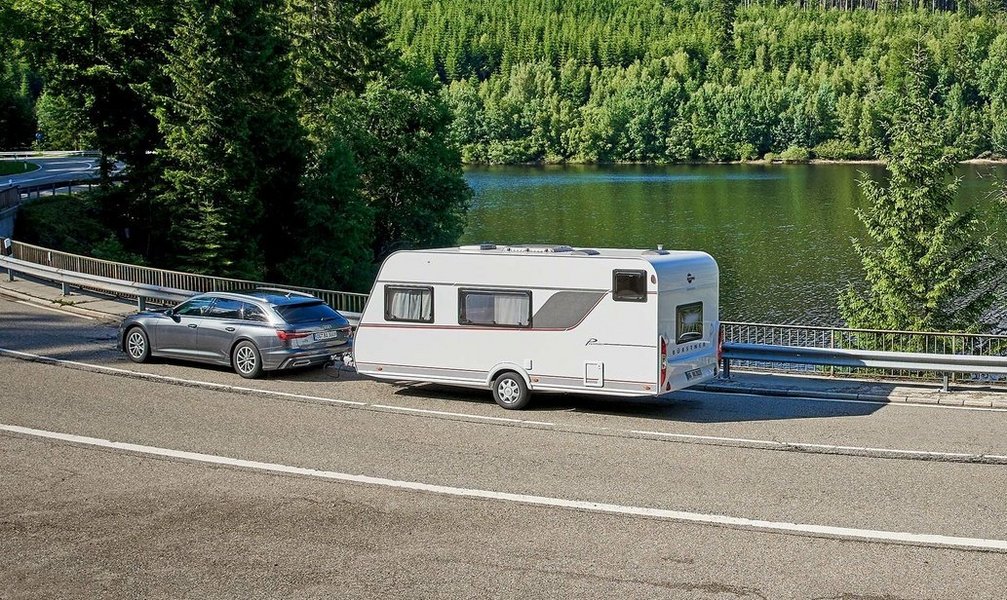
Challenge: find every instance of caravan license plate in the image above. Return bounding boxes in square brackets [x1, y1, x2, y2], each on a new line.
[314, 330, 342, 341]
[684, 368, 703, 381]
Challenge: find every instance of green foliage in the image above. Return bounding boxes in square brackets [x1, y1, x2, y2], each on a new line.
[0, 160, 37, 176]
[778, 145, 811, 162]
[13, 193, 146, 264]
[839, 45, 995, 332]
[381, 0, 1007, 163]
[157, 0, 303, 279]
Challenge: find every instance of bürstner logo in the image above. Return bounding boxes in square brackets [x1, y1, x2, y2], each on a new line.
[686, 273, 695, 283]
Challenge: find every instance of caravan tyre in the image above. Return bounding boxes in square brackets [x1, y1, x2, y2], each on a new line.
[492, 372, 531, 410]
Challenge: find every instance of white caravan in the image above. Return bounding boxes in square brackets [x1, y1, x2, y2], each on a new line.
[353, 244, 720, 409]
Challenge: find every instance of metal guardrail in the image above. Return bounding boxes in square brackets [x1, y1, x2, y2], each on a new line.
[721, 321, 1007, 389]
[1, 240, 367, 319]
[3, 239, 1006, 388]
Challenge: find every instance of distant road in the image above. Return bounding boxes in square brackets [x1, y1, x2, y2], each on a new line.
[2, 155, 99, 188]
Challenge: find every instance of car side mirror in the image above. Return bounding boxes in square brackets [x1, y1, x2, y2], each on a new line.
[165, 308, 178, 320]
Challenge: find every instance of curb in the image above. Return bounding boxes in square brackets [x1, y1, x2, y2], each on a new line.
[0, 284, 123, 322]
[696, 381, 1007, 410]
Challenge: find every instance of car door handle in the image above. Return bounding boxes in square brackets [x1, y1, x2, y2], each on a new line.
[188, 324, 198, 328]
[225, 327, 235, 332]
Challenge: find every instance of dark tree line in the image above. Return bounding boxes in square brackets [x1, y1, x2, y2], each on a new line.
[1, 0, 470, 291]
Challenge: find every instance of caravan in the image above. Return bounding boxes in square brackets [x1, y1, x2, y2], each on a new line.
[353, 244, 720, 409]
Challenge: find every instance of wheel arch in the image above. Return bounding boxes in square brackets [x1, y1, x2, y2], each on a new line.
[485, 363, 531, 389]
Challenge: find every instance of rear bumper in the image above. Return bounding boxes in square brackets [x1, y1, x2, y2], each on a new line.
[262, 342, 353, 371]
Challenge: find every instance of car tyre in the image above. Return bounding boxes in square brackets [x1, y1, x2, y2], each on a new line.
[232, 340, 264, 379]
[492, 372, 531, 410]
[124, 327, 151, 363]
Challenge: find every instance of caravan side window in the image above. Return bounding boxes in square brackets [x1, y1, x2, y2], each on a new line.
[613, 270, 647, 302]
[676, 302, 704, 344]
[385, 286, 434, 323]
[458, 289, 532, 327]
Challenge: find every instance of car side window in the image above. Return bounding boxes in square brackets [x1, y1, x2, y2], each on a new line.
[175, 296, 214, 316]
[241, 302, 269, 323]
[208, 298, 242, 319]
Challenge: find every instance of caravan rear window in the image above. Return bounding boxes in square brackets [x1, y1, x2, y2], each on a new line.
[613, 270, 647, 302]
[676, 302, 704, 344]
[385, 286, 434, 323]
[459, 289, 531, 327]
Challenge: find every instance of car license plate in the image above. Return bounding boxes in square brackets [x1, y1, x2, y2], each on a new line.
[314, 330, 341, 341]
[685, 368, 703, 381]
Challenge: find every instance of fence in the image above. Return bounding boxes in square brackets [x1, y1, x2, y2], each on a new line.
[5, 240, 369, 315]
[721, 321, 1007, 386]
[4, 238, 1007, 387]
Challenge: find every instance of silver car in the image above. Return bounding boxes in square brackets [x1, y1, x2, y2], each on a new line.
[119, 288, 352, 378]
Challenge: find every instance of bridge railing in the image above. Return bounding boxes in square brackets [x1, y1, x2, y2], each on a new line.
[3, 240, 368, 317]
[721, 321, 1007, 388]
[4, 238, 1007, 389]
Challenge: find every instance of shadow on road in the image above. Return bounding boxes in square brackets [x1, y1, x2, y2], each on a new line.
[390, 381, 886, 423]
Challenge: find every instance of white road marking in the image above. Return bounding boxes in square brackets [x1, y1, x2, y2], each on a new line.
[15, 300, 95, 320]
[2, 422, 1005, 552]
[1, 347, 1005, 462]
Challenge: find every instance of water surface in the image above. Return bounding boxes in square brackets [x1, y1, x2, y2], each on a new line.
[461, 163, 1006, 325]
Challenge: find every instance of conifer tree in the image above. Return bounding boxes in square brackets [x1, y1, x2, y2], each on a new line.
[157, 0, 301, 278]
[838, 44, 994, 332]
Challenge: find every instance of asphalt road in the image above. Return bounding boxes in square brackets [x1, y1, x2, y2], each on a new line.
[2, 297, 1006, 599]
[3, 155, 101, 188]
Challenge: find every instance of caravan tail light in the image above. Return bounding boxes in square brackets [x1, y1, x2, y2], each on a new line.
[659, 336, 668, 388]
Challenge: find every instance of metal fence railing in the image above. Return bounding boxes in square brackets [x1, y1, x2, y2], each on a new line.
[721, 321, 1007, 385]
[8, 240, 369, 315]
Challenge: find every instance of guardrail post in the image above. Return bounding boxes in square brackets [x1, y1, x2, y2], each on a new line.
[941, 373, 949, 393]
[138, 296, 146, 312]
[721, 357, 731, 380]
[60, 281, 68, 296]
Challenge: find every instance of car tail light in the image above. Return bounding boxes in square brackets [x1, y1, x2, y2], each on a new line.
[277, 330, 311, 342]
[659, 336, 668, 388]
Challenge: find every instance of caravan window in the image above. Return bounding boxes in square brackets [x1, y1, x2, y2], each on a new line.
[459, 289, 532, 327]
[385, 286, 434, 323]
[676, 302, 704, 344]
[613, 270, 647, 302]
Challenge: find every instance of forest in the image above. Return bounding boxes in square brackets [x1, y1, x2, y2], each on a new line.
[382, 0, 1007, 163]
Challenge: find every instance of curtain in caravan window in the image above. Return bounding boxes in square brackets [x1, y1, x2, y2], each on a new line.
[494, 293, 530, 326]
[386, 286, 433, 322]
[459, 290, 531, 327]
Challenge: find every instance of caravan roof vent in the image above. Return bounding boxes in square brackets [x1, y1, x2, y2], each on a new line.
[460, 243, 497, 251]
[504, 244, 574, 254]
[573, 248, 600, 256]
[643, 244, 670, 255]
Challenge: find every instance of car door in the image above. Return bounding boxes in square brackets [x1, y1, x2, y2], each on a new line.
[199, 297, 244, 363]
[157, 296, 214, 358]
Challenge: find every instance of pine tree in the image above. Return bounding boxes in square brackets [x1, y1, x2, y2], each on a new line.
[838, 44, 994, 333]
[157, 0, 301, 278]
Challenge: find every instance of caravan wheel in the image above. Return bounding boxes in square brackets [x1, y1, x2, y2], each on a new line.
[492, 372, 531, 410]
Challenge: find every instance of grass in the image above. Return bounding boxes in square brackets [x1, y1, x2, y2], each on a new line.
[0, 160, 41, 176]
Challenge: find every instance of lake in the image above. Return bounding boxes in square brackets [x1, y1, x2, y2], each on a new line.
[461, 163, 1007, 325]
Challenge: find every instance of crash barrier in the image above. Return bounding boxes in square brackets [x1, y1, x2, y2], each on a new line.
[0, 239, 366, 322]
[721, 321, 1007, 390]
[3, 238, 1006, 388]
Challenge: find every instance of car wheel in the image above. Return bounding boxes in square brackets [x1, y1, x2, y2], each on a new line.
[124, 327, 151, 363]
[232, 340, 263, 379]
[492, 372, 531, 410]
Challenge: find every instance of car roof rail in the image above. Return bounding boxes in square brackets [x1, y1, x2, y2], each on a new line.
[252, 286, 316, 299]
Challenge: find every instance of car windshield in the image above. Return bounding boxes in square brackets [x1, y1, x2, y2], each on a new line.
[275, 301, 347, 325]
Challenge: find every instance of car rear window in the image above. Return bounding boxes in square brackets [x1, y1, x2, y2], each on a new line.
[275, 301, 347, 325]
